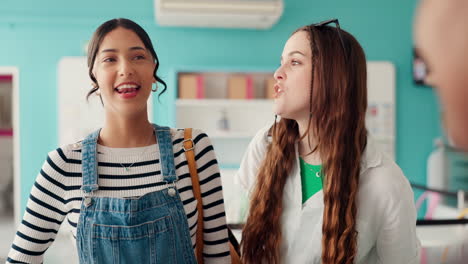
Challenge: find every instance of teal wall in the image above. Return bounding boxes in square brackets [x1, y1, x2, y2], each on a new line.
[0, 0, 439, 214]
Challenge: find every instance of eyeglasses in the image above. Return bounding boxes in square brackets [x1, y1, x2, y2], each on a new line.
[312, 18, 348, 63]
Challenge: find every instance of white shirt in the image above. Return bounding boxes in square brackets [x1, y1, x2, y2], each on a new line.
[236, 126, 421, 264]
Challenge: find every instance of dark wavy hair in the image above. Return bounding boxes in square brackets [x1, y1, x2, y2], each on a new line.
[241, 23, 368, 264]
[86, 18, 167, 100]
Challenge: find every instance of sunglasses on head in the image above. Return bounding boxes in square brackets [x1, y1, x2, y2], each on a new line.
[312, 18, 348, 63]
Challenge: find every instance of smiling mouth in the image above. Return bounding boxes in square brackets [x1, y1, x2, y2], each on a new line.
[114, 84, 141, 94]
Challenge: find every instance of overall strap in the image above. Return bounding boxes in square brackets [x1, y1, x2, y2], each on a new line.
[81, 129, 101, 193]
[153, 124, 177, 183]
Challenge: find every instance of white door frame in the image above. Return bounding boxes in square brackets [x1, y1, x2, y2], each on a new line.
[0, 67, 21, 224]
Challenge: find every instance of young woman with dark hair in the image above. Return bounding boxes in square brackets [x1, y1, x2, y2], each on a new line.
[7, 18, 231, 264]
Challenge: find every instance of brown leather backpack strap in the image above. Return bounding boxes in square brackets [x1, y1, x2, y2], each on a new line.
[183, 128, 204, 264]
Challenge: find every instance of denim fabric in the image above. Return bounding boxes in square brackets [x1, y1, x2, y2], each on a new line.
[76, 124, 196, 264]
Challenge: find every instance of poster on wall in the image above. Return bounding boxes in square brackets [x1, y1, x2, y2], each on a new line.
[366, 61, 396, 160]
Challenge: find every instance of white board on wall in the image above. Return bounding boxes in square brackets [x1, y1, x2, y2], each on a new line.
[366, 61, 396, 159]
[57, 57, 153, 146]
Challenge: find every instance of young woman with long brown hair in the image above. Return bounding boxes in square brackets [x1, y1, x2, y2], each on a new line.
[237, 19, 420, 264]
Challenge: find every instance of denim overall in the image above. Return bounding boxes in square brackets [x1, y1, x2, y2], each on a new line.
[76, 125, 197, 264]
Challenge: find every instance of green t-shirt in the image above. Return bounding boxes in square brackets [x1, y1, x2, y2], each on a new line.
[299, 157, 324, 204]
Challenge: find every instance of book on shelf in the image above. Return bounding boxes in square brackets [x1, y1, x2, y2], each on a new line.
[178, 73, 204, 99]
[227, 74, 254, 99]
[264, 77, 275, 99]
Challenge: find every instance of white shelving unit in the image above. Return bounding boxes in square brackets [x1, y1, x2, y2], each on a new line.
[176, 98, 273, 106]
[175, 70, 276, 167]
[176, 99, 274, 133]
[176, 98, 275, 167]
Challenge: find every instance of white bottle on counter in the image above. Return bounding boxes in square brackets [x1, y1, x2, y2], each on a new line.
[426, 138, 449, 213]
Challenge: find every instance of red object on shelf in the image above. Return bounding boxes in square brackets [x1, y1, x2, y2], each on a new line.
[0, 129, 13, 136]
[0, 75, 13, 82]
[196, 75, 205, 99]
[178, 74, 205, 99]
[246, 75, 254, 99]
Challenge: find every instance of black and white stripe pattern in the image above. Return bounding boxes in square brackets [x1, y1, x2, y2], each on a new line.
[7, 129, 231, 264]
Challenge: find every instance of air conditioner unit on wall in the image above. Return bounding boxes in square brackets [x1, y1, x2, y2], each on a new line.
[154, 0, 284, 29]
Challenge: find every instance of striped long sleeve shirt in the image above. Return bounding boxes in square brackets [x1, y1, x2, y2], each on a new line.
[7, 129, 231, 264]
